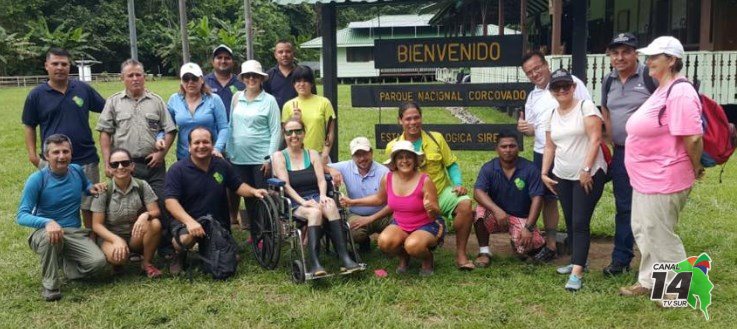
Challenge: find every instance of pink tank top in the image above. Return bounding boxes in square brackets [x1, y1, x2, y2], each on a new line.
[387, 172, 433, 232]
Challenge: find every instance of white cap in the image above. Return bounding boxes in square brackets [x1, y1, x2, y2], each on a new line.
[349, 137, 371, 155]
[637, 36, 684, 59]
[180, 62, 203, 78]
[384, 140, 424, 165]
[239, 60, 268, 79]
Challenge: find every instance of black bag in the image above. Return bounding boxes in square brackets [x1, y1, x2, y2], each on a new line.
[178, 215, 238, 280]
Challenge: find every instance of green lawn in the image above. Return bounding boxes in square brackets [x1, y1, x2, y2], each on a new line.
[0, 81, 734, 328]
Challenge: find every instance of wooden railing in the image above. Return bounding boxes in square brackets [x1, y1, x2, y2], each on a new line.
[437, 51, 737, 105]
[0, 73, 164, 87]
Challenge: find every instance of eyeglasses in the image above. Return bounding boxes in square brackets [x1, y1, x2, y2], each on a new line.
[182, 74, 199, 83]
[110, 160, 132, 168]
[241, 73, 261, 80]
[524, 64, 546, 76]
[550, 84, 573, 93]
[284, 129, 304, 136]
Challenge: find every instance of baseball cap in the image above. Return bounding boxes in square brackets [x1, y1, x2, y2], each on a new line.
[549, 69, 574, 85]
[212, 44, 233, 57]
[608, 33, 638, 49]
[349, 137, 371, 155]
[180, 62, 203, 78]
[637, 36, 684, 59]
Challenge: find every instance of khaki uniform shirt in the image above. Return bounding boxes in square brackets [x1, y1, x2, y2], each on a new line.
[90, 178, 158, 238]
[97, 90, 176, 158]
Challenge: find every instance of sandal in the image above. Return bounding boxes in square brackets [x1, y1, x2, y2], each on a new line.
[457, 262, 476, 271]
[473, 253, 491, 268]
[142, 263, 163, 278]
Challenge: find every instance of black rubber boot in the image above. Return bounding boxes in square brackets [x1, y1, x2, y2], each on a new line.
[326, 220, 360, 273]
[307, 226, 327, 277]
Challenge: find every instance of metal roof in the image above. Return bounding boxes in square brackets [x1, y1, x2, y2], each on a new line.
[273, 0, 413, 5]
[347, 14, 435, 28]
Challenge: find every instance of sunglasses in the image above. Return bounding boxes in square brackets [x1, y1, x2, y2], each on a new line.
[110, 160, 132, 168]
[284, 129, 304, 136]
[550, 84, 573, 93]
[241, 73, 262, 80]
[182, 74, 199, 83]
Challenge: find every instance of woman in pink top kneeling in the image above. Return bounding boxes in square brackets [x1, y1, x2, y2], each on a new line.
[341, 141, 444, 276]
[619, 36, 704, 298]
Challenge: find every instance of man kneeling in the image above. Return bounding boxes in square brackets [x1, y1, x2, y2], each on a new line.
[473, 130, 548, 267]
[165, 127, 267, 275]
[91, 148, 163, 278]
[16, 134, 108, 301]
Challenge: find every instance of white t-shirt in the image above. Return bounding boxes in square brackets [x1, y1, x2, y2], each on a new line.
[525, 75, 592, 154]
[546, 99, 607, 180]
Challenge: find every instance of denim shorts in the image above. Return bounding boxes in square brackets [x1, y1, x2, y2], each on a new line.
[392, 217, 446, 249]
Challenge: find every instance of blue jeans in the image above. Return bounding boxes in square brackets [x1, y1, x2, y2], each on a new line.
[610, 146, 634, 265]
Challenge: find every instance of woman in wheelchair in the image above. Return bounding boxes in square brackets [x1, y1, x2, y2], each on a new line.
[341, 141, 444, 276]
[271, 117, 361, 277]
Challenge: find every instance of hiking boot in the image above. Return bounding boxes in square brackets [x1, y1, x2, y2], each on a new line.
[532, 246, 556, 263]
[42, 288, 62, 302]
[603, 262, 631, 277]
[619, 283, 651, 297]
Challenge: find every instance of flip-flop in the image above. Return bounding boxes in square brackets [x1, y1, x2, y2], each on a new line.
[473, 253, 491, 268]
[457, 262, 476, 271]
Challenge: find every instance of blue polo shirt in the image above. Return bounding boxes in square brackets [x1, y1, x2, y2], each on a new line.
[263, 65, 317, 110]
[165, 156, 242, 228]
[204, 73, 245, 121]
[328, 160, 389, 216]
[474, 157, 543, 218]
[22, 80, 106, 164]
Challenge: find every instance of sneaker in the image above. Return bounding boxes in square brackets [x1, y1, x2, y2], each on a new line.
[565, 274, 583, 291]
[603, 262, 631, 277]
[532, 247, 556, 263]
[556, 261, 589, 275]
[41, 288, 62, 302]
[619, 283, 651, 297]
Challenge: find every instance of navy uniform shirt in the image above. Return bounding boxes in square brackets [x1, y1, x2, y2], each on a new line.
[263, 65, 317, 111]
[165, 156, 243, 228]
[22, 80, 106, 164]
[474, 157, 544, 218]
[204, 73, 245, 121]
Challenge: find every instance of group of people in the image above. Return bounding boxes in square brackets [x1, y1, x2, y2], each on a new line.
[17, 33, 703, 305]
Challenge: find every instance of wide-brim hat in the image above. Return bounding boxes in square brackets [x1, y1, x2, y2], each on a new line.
[239, 60, 268, 80]
[637, 36, 684, 59]
[384, 140, 424, 165]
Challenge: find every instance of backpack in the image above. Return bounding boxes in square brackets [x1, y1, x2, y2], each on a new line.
[601, 66, 657, 108]
[177, 215, 238, 280]
[661, 79, 737, 168]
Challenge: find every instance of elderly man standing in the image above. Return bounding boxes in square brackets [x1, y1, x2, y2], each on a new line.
[17, 134, 108, 301]
[204, 44, 245, 119]
[263, 39, 316, 110]
[22, 47, 106, 230]
[600, 33, 656, 277]
[326, 137, 392, 252]
[517, 50, 591, 265]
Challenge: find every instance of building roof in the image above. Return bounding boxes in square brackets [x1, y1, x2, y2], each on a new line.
[302, 14, 519, 49]
[273, 0, 414, 4]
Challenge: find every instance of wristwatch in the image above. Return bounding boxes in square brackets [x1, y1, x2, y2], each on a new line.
[525, 223, 535, 233]
[581, 166, 591, 173]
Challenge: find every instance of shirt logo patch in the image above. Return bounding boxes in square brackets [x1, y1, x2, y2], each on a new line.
[229, 85, 238, 94]
[514, 178, 526, 190]
[72, 96, 84, 108]
[213, 172, 224, 184]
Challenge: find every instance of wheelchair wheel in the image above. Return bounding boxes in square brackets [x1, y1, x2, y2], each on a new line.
[252, 194, 282, 269]
[291, 260, 306, 284]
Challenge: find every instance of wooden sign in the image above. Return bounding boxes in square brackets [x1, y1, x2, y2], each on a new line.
[373, 35, 524, 69]
[375, 124, 523, 151]
[352, 83, 532, 108]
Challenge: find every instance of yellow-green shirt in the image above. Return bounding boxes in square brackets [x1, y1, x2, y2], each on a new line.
[386, 130, 456, 192]
[281, 95, 335, 152]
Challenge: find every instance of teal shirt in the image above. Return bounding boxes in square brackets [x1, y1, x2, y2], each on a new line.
[17, 165, 92, 229]
[226, 91, 282, 165]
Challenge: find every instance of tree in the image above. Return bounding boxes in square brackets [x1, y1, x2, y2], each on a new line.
[0, 26, 35, 75]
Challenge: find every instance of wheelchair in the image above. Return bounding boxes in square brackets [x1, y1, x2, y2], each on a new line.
[250, 174, 366, 283]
